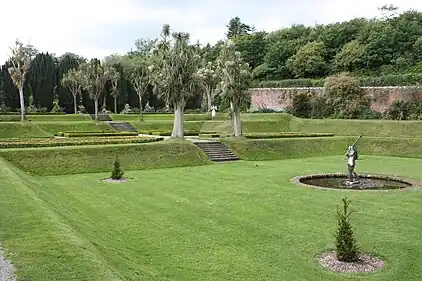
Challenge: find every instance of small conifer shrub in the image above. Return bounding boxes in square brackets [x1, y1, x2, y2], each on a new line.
[334, 197, 360, 262]
[111, 156, 124, 180]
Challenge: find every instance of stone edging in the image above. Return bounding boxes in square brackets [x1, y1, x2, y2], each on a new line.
[290, 173, 422, 192]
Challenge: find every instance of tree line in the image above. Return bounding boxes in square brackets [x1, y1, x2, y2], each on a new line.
[0, 5, 421, 118]
[2, 25, 251, 138]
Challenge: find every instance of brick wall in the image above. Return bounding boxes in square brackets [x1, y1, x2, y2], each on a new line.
[249, 86, 422, 112]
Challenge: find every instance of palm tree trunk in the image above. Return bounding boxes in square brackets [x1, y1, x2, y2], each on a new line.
[19, 86, 25, 121]
[139, 95, 144, 121]
[231, 101, 242, 137]
[94, 99, 99, 121]
[114, 97, 117, 114]
[73, 94, 78, 114]
[171, 103, 184, 138]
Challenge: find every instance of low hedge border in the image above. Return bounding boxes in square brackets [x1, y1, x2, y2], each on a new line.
[0, 112, 66, 115]
[138, 130, 217, 136]
[244, 132, 334, 139]
[56, 131, 139, 137]
[0, 136, 163, 149]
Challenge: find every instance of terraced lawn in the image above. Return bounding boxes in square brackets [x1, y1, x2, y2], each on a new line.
[1, 155, 422, 281]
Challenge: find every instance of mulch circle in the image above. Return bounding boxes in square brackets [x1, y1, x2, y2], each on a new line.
[102, 178, 128, 183]
[318, 251, 385, 273]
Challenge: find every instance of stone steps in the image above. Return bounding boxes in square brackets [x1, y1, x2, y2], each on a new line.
[193, 141, 239, 162]
[108, 122, 137, 132]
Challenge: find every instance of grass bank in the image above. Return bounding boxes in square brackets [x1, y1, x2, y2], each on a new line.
[224, 137, 422, 161]
[0, 141, 210, 176]
[1, 156, 422, 280]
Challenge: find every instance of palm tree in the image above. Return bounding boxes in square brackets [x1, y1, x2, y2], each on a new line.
[8, 40, 36, 121]
[79, 60, 119, 121]
[148, 24, 202, 138]
[216, 40, 252, 137]
[61, 68, 83, 114]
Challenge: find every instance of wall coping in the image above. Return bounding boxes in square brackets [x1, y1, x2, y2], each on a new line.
[250, 86, 422, 90]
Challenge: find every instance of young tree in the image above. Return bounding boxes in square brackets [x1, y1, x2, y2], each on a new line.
[197, 61, 219, 112]
[334, 197, 360, 262]
[128, 56, 150, 121]
[8, 40, 36, 121]
[148, 24, 201, 138]
[216, 40, 252, 137]
[61, 68, 82, 114]
[79, 60, 119, 121]
[111, 156, 124, 180]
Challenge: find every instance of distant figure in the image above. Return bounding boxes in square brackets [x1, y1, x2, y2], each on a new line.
[211, 105, 217, 118]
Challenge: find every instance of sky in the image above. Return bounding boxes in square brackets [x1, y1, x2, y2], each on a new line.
[1, 0, 421, 63]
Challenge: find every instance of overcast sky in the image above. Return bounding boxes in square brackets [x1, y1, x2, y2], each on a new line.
[1, 0, 421, 63]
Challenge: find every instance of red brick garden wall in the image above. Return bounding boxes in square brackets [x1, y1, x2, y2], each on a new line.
[250, 86, 422, 112]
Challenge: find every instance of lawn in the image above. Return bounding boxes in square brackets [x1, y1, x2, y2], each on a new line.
[1, 155, 422, 281]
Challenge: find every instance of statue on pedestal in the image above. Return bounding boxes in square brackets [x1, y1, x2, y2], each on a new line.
[211, 105, 217, 119]
[345, 136, 362, 185]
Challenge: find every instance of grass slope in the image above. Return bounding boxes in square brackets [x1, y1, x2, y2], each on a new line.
[224, 137, 422, 161]
[35, 121, 114, 134]
[0, 141, 210, 176]
[0, 157, 122, 281]
[0, 122, 51, 138]
[1, 156, 422, 280]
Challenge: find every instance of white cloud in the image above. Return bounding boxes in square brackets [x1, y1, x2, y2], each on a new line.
[0, 0, 421, 63]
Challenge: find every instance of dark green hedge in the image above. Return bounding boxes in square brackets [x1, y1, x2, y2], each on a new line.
[0, 136, 163, 149]
[0, 112, 66, 115]
[244, 132, 334, 139]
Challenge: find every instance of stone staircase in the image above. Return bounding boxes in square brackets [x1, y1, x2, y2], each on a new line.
[193, 141, 239, 162]
[108, 122, 137, 132]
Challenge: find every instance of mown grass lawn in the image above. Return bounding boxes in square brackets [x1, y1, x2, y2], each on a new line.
[1, 155, 422, 281]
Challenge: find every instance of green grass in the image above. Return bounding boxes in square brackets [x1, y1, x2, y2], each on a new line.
[1, 156, 422, 280]
[130, 121, 204, 132]
[0, 114, 91, 122]
[289, 117, 422, 137]
[0, 141, 210, 176]
[35, 121, 114, 135]
[223, 137, 422, 161]
[0, 122, 51, 138]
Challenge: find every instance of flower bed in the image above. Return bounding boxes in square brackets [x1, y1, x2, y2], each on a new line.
[0, 136, 163, 149]
[55, 131, 139, 137]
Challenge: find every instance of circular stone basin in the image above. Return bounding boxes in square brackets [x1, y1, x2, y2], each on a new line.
[293, 174, 419, 191]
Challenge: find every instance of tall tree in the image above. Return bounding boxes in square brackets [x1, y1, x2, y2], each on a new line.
[8, 40, 36, 121]
[216, 40, 252, 137]
[27, 52, 57, 110]
[79, 60, 118, 120]
[148, 24, 201, 138]
[196, 61, 219, 111]
[128, 56, 150, 120]
[61, 68, 83, 114]
[226, 17, 252, 39]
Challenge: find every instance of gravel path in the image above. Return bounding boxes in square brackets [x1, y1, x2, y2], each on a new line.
[0, 246, 16, 281]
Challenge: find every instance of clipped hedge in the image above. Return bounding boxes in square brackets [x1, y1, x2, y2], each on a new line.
[0, 136, 163, 149]
[56, 131, 138, 137]
[244, 132, 334, 139]
[0, 112, 66, 115]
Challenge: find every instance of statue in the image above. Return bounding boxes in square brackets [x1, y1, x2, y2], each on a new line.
[345, 136, 362, 185]
[211, 105, 217, 118]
